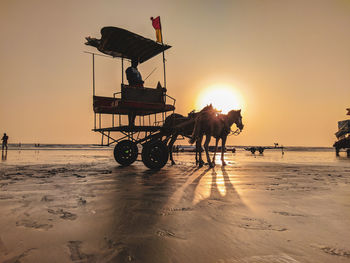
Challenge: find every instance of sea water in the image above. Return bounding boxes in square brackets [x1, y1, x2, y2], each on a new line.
[1, 144, 349, 167]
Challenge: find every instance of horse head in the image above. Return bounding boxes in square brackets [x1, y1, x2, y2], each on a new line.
[228, 109, 244, 131]
[200, 104, 214, 113]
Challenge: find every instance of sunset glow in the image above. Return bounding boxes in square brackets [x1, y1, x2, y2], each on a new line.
[196, 85, 243, 114]
[1, 1, 349, 147]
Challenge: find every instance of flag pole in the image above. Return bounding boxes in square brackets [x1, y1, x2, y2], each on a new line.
[151, 16, 166, 89]
[160, 21, 166, 89]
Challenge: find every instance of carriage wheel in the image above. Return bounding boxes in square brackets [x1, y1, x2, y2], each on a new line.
[114, 140, 138, 166]
[142, 141, 169, 169]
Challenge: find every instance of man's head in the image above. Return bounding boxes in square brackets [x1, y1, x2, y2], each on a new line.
[131, 59, 139, 68]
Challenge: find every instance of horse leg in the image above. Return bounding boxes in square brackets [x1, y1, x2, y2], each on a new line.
[168, 134, 178, 165]
[197, 136, 204, 167]
[193, 137, 198, 165]
[204, 135, 213, 168]
[221, 136, 227, 166]
[198, 144, 204, 167]
[212, 137, 219, 166]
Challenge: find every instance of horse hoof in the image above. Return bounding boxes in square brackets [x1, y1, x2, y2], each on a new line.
[222, 162, 227, 166]
[171, 161, 176, 165]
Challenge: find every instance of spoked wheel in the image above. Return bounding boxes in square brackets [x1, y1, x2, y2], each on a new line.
[141, 141, 169, 169]
[114, 140, 138, 166]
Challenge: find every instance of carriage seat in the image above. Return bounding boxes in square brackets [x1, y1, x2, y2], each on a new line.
[93, 84, 174, 115]
[121, 84, 165, 104]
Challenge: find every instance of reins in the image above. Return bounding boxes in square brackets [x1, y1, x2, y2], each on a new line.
[229, 128, 241, 136]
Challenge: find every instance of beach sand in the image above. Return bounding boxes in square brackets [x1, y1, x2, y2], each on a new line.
[0, 149, 350, 262]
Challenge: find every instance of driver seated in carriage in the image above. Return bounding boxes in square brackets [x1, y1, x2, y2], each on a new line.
[126, 59, 144, 88]
[125, 58, 145, 127]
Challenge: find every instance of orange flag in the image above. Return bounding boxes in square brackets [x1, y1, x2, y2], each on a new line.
[151, 16, 162, 43]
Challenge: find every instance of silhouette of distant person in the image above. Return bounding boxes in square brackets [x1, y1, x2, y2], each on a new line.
[2, 133, 8, 151]
[126, 59, 144, 87]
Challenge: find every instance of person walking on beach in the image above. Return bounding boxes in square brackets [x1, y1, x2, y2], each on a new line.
[2, 133, 9, 151]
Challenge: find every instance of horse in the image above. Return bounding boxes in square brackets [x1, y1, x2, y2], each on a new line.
[162, 104, 217, 165]
[189, 109, 244, 168]
[162, 113, 197, 165]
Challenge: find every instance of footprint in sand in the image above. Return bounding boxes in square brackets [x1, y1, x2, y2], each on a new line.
[273, 211, 305, 217]
[156, 229, 186, 240]
[100, 170, 112, 174]
[16, 219, 52, 230]
[312, 244, 350, 257]
[238, 217, 287, 232]
[41, 195, 54, 202]
[67, 241, 94, 261]
[72, 173, 86, 178]
[2, 248, 37, 263]
[227, 254, 300, 262]
[103, 238, 134, 261]
[77, 197, 87, 206]
[47, 208, 77, 220]
[160, 207, 193, 216]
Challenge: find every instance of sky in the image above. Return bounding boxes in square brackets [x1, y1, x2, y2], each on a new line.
[0, 0, 349, 146]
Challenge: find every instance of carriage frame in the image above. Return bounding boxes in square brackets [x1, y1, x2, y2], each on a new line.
[85, 26, 181, 169]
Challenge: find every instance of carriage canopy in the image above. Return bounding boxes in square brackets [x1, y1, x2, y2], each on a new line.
[85, 26, 171, 63]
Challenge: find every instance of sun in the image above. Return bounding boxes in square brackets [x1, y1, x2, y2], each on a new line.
[196, 84, 243, 114]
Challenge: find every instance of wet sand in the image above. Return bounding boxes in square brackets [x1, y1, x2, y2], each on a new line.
[0, 150, 350, 262]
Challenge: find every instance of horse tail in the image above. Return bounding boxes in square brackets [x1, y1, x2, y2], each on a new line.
[189, 117, 201, 144]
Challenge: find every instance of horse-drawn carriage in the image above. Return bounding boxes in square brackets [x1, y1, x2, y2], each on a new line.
[85, 26, 178, 169]
[85, 26, 244, 169]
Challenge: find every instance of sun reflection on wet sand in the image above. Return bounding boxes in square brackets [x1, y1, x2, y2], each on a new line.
[164, 167, 205, 208]
[215, 171, 226, 197]
[222, 167, 252, 209]
[163, 161, 251, 210]
[193, 172, 212, 205]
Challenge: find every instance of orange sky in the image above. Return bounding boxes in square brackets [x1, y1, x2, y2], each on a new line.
[1, 0, 349, 146]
